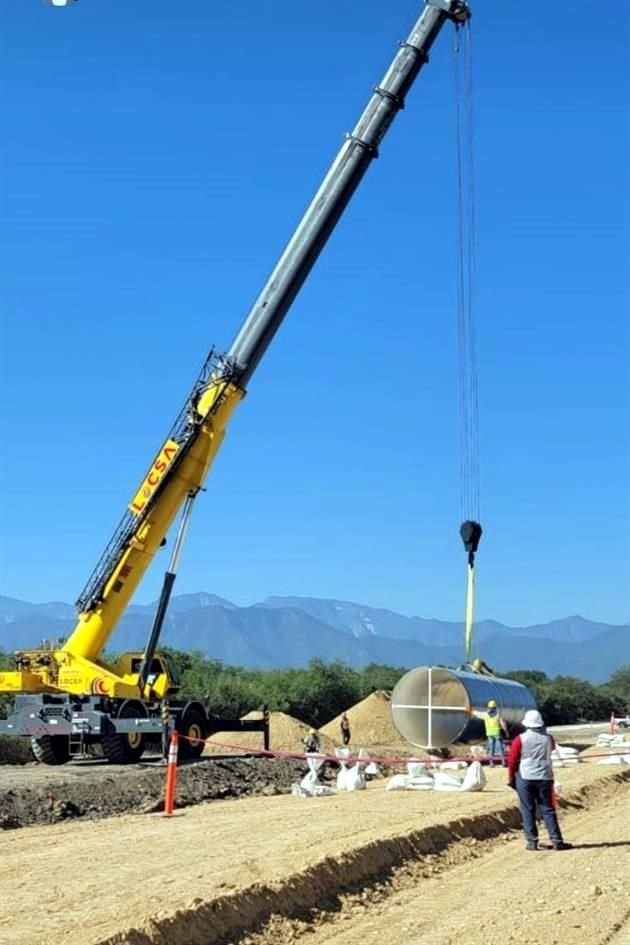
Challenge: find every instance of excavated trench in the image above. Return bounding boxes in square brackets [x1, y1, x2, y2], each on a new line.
[95, 769, 630, 945]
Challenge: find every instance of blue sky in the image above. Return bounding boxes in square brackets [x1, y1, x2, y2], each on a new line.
[1, 0, 628, 627]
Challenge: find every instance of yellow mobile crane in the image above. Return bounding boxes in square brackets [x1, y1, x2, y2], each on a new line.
[0, 0, 470, 764]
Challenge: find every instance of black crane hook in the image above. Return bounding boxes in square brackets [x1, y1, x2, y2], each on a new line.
[460, 519, 482, 567]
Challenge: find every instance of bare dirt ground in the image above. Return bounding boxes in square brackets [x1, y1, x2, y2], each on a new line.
[0, 754, 309, 828]
[1, 760, 628, 945]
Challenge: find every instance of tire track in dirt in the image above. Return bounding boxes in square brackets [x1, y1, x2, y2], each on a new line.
[96, 769, 630, 945]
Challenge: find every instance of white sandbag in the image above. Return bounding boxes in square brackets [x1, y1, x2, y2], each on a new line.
[335, 747, 351, 761]
[344, 763, 367, 791]
[597, 734, 627, 746]
[407, 777, 435, 791]
[596, 754, 628, 765]
[386, 774, 410, 791]
[460, 760, 486, 793]
[306, 755, 325, 774]
[440, 761, 468, 770]
[336, 762, 366, 791]
[292, 781, 336, 798]
[365, 761, 383, 778]
[295, 753, 331, 795]
[309, 784, 337, 796]
[407, 762, 430, 778]
[433, 771, 464, 790]
[292, 782, 310, 797]
[300, 771, 319, 791]
[552, 755, 579, 766]
[556, 745, 579, 756]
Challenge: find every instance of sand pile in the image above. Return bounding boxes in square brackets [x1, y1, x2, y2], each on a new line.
[204, 711, 337, 755]
[321, 691, 411, 753]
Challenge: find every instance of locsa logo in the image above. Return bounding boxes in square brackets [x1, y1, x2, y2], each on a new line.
[129, 440, 179, 515]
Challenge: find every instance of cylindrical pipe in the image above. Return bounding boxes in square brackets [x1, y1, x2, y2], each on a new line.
[391, 666, 537, 749]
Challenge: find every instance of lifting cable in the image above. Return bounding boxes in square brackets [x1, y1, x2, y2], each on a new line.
[453, 19, 482, 663]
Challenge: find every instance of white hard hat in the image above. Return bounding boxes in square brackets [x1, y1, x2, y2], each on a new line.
[522, 709, 544, 728]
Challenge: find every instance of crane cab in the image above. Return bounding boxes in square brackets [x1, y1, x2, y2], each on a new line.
[112, 650, 181, 700]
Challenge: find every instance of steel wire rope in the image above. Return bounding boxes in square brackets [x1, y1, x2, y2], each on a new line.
[453, 19, 481, 663]
[453, 21, 480, 524]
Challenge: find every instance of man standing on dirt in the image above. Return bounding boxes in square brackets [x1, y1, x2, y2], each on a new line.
[475, 700, 509, 767]
[340, 713, 351, 746]
[507, 708, 572, 851]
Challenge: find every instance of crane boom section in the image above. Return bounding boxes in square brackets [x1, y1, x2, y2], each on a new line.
[228, 0, 468, 385]
[62, 378, 243, 662]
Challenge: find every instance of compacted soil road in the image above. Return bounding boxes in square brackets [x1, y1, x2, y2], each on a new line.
[1, 761, 628, 945]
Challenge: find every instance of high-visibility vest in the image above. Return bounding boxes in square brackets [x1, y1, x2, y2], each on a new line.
[483, 712, 502, 737]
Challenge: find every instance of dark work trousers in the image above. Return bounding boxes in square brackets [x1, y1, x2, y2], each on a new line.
[516, 775, 563, 845]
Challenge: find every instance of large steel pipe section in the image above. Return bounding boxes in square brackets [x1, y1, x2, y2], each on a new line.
[391, 666, 537, 749]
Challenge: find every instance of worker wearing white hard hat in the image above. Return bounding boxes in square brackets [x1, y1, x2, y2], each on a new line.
[507, 708, 572, 851]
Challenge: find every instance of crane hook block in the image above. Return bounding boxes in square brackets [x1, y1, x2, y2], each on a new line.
[460, 520, 482, 554]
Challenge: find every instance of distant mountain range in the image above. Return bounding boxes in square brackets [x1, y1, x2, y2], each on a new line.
[0, 593, 628, 683]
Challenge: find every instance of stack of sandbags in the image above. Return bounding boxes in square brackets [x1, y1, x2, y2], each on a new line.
[385, 761, 486, 793]
[551, 745, 580, 766]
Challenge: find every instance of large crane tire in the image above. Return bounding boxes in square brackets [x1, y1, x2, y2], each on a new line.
[102, 701, 146, 764]
[30, 735, 70, 765]
[177, 706, 207, 761]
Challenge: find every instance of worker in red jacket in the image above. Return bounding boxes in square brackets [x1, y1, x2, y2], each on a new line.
[507, 709, 572, 851]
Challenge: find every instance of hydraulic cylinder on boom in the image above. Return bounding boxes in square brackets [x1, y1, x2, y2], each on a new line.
[0, 0, 471, 763]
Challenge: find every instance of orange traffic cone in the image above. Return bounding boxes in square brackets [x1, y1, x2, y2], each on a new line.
[609, 712, 616, 735]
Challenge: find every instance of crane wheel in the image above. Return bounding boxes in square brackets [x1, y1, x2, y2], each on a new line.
[102, 701, 146, 764]
[30, 735, 71, 766]
[178, 707, 207, 762]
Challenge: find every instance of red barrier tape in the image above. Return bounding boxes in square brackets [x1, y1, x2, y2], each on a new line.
[177, 733, 628, 768]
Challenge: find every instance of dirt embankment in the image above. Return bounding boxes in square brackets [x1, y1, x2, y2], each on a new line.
[241, 772, 630, 945]
[0, 736, 32, 766]
[0, 755, 310, 829]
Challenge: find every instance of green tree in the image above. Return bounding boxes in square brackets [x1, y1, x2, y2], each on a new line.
[358, 662, 406, 698]
[287, 658, 361, 727]
[604, 665, 630, 710]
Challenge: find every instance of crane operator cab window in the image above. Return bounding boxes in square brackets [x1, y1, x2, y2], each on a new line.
[130, 655, 179, 687]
